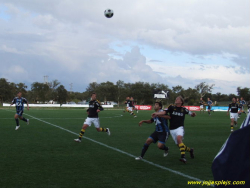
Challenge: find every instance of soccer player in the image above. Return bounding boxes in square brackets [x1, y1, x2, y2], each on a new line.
[124, 97, 137, 117]
[135, 102, 170, 160]
[199, 98, 205, 113]
[131, 97, 138, 113]
[152, 96, 196, 163]
[239, 97, 246, 117]
[74, 93, 110, 143]
[10, 92, 29, 130]
[207, 98, 214, 115]
[227, 97, 241, 132]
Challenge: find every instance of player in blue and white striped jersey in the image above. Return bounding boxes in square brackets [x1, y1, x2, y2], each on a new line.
[135, 102, 170, 160]
[10, 92, 29, 130]
[207, 98, 214, 116]
[239, 97, 246, 117]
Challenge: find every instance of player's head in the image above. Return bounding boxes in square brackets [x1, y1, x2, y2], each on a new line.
[207, 97, 210, 101]
[17, 92, 22, 98]
[130, 97, 134, 100]
[154, 102, 162, 110]
[200, 98, 203, 100]
[126, 97, 129, 100]
[91, 93, 96, 100]
[236, 98, 239, 101]
[232, 97, 236, 102]
[240, 97, 243, 100]
[175, 96, 184, 107]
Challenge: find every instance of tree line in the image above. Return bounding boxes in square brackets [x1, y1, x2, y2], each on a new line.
[0, 78, 249, 106]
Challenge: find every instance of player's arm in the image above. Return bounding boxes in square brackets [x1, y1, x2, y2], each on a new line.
[157, 114, 171, 120]
[227, 104, 231, 115]
[10, 98, 15, 106]
[26, 101, 29, 111]
[152, 110, 166, 118]
[96, 100, 104, 112]
[139, 119, 153, 126]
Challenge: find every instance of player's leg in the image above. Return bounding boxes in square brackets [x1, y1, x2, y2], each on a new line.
[95, 118, 110, 135]
[74, 118, 90, 142]
[19, 111, 29, 124]
[230, 116, 234, 132]
[128, 107, 136, 117]
[14, 113, 20, 130]
[135, 134, 155, 160]
[157, 132, 169, 157]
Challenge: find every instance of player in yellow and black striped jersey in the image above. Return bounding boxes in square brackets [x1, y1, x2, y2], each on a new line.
[152, 96, 196, 164]
[74, 93, 110, 143]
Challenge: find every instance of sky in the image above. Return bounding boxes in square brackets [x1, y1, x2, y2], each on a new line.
[0, 0, 249, 94]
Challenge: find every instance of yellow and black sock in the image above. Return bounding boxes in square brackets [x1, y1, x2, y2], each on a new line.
[178, 143, 185, 158]
[78, 129, 85, 140]
[100, 127, 107, 132]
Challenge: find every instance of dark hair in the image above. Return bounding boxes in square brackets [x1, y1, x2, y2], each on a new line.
[155, 102, 162, 109]
[91, 92, 96, 96]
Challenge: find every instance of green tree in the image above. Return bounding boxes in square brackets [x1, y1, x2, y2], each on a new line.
[237, 87, 250, 101]
[56, 85, 68, 105]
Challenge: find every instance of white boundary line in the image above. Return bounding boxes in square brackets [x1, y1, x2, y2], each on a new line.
[2, 109, 213, 185]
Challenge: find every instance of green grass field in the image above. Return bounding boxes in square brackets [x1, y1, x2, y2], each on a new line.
[0, 107, 246, 188]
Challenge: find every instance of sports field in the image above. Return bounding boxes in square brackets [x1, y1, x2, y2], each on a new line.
[0, 107, 246, 188]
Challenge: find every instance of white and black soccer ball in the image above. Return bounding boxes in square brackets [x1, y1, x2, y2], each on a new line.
[104, 9, 114, 18]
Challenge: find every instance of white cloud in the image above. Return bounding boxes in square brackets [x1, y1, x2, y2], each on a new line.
[0, 0, 249, 94]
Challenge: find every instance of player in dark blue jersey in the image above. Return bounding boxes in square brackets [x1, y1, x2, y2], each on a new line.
[10, 92, 29, 130]
[152, 96, 196, 163]
[239, 97, 246, 117]
[135, 102, 170, 160]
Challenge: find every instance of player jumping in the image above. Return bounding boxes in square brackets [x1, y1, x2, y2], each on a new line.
[135, 102, 170, 160]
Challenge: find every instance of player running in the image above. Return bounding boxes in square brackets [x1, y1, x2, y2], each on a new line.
[124, 97, 137, 117]
[10, 92, 29, 130]
[199, 98, 205, 113]
[152, 96, 196, 163]
[207, 98, 214, 115]
[239, 97, 246, 117]
[247, 101, 250, 113]
[227, 97, 241, 132]
[74, 93, 110, 143]
[135, 102, 170, 160]
[131, 97, 138, 113]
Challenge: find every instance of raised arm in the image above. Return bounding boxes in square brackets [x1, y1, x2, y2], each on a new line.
[138, 119, 153, 126]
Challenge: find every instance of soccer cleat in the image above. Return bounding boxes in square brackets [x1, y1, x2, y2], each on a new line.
[135, 156, 143, 160]
[179, 157, 187, 163]
[231, 129, 233, 132]
[190, 148, 194, 159]
[106, 128, 111, 136]
[134, 116, 137, 118]
[163, 148, 169, 157]
[74, 138, 81, 143]
[15, 125, 20, 130]
[27, 119, 29, 125]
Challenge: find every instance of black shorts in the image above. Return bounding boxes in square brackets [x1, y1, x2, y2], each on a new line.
[208, 106, 211, 110]
[16, 110, 23, 116]
[149, 131, 169, 144]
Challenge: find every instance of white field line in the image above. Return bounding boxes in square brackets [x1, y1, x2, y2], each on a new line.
[2, 109, 213, 186]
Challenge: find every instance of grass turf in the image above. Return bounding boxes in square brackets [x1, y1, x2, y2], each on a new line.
[0, 107, 246, 188]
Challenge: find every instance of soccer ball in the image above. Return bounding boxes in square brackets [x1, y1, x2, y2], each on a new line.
[104, 9, 114, 18]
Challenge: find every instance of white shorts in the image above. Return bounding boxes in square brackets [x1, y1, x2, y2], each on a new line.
[200, 105, 203, 109]
[127, 107, 133, 112]
[230, 113, 238, 121]
[170, 126, 184, 144]
[84, 117, 100, 128]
